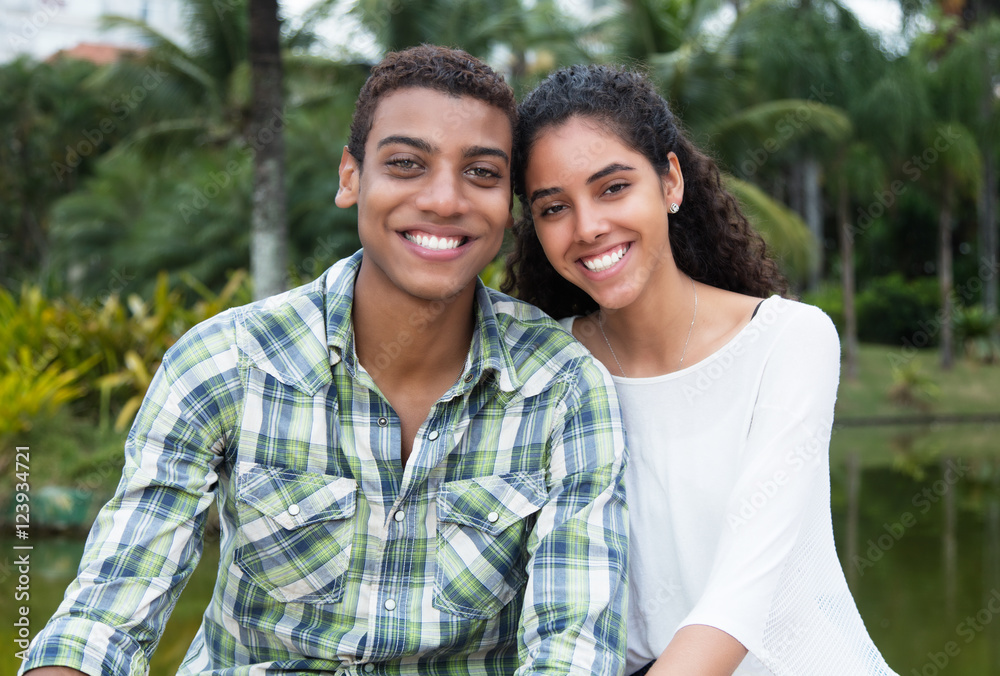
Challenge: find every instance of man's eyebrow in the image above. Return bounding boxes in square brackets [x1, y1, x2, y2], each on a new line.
[587, 162, 635, 184]
[376, 135, 433, 153]
[464, 146, 510, 165]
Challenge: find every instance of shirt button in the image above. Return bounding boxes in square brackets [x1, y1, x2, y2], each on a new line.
[394, 510, 405, 522]
[463, 372, 474, 383]
[487, 511, 499, 523]
[384, 598, 397, 611]
[364, 665, 375, 673]
[377, 417, 388, 427]
[287, 504, 300, 516]
[428, 430, 439, 441]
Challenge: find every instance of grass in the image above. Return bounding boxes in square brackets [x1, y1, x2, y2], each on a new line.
[831, 344, 1000, 468]
[836, 344, 1000, 419]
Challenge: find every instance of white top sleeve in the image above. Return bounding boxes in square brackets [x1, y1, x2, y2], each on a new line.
[679, 304, 839, 650]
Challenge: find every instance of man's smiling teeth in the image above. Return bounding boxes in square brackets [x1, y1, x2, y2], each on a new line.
[582, 244, 630, 272]
[405, 232, 464, 250]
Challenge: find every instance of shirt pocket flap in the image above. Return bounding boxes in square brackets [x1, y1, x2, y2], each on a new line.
[438, 471, 548, 536]
[236, 462, 357, 530]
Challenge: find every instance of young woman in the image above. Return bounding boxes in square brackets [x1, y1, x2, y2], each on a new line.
[503, 65, 898, 676]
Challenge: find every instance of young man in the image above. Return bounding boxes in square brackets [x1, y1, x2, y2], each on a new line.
[21, 45, 628, 676]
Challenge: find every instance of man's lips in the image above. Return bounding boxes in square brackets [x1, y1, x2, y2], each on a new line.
[580, 243, 631, 273]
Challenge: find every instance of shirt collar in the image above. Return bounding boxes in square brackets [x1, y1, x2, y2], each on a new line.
[324, 250, 520, 394]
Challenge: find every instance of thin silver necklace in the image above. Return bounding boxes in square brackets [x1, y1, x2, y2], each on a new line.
[597, 278, 698, 378]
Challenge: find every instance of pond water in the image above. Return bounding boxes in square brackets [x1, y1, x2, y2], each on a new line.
[4, 424, 999, 675]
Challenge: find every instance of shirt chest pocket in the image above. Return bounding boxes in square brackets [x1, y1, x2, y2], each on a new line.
[434, 471, 548, 620]
[234, 462, 357, 605]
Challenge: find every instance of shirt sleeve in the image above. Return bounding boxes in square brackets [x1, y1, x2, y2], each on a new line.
[18, 313, 242, 676]
[678, 306, 841, 653]
[515, 356, 630, 676]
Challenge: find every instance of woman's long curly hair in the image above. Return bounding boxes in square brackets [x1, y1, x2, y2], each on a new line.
[502, 64, 787, 318]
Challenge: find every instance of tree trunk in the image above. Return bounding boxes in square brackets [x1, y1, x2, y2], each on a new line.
[980, 147, 997, 317]
[939, 173, 955, 370]
[249, 0, 288, 300]
[838, 176, 858, 379]
[803, 157, 823, 291]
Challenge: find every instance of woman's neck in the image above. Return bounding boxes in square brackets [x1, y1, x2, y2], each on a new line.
[593, 267, 698, 377]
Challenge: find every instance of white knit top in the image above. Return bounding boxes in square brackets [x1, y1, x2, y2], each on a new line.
[560, 297, 897, 676]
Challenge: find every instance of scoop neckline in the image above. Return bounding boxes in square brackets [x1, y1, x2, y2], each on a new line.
[575, 295, 782, 385]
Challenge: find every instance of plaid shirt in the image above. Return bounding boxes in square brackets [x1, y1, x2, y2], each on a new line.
[21, 252, 629, 676]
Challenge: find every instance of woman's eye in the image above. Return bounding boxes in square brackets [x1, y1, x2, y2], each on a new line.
[605, 181, 629, 195]
[539, 204, 566, 217]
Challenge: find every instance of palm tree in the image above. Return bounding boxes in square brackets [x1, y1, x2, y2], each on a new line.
[594, 0, 854, 288]
[350, 0, 593, 92]
[248, 0, 288, 299]
[0, 56, 117, 288]
[98, 0, 332, 298]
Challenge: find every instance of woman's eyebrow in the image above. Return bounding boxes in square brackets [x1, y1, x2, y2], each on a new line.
[587, 163, 635, 184]
[530, 162, 636, 205]
[529, 186, 561, 205]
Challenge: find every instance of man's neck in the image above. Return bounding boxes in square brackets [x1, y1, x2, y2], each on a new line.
[351, 262, 477, 391]
[351, 260, 479, 466]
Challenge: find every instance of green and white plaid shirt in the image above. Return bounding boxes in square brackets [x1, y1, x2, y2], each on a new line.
[22, 252, 629, 676]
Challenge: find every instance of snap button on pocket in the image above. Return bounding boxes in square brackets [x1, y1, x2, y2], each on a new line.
[235, 463, 358, 604]
[384, 598, 397, 611]
[377, 417, 388, 427]
[434, 471, 548, 619]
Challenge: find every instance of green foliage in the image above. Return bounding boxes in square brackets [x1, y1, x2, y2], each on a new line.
[887, 361, 939, 412]
[0, 56, 125, 284]
[953, 305, 1000, 364]
[855, 274, 940, 346]
[0, 270, 251, 455]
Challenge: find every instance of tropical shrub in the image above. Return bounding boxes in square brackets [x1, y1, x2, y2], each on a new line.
[855, 274, 940, 346]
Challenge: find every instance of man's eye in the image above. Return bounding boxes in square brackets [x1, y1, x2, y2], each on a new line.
[469, 166, 501, 179]
[389, 158, 417, 170]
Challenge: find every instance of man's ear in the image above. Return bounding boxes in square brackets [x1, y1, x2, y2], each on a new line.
[335, 146, 360, 208]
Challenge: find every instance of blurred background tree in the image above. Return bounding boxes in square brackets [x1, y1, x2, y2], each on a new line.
[0, 0, 998, 434]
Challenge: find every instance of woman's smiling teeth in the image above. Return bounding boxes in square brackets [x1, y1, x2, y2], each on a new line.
[405, 232, 465, 250]
[581, 244, 630, 272]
